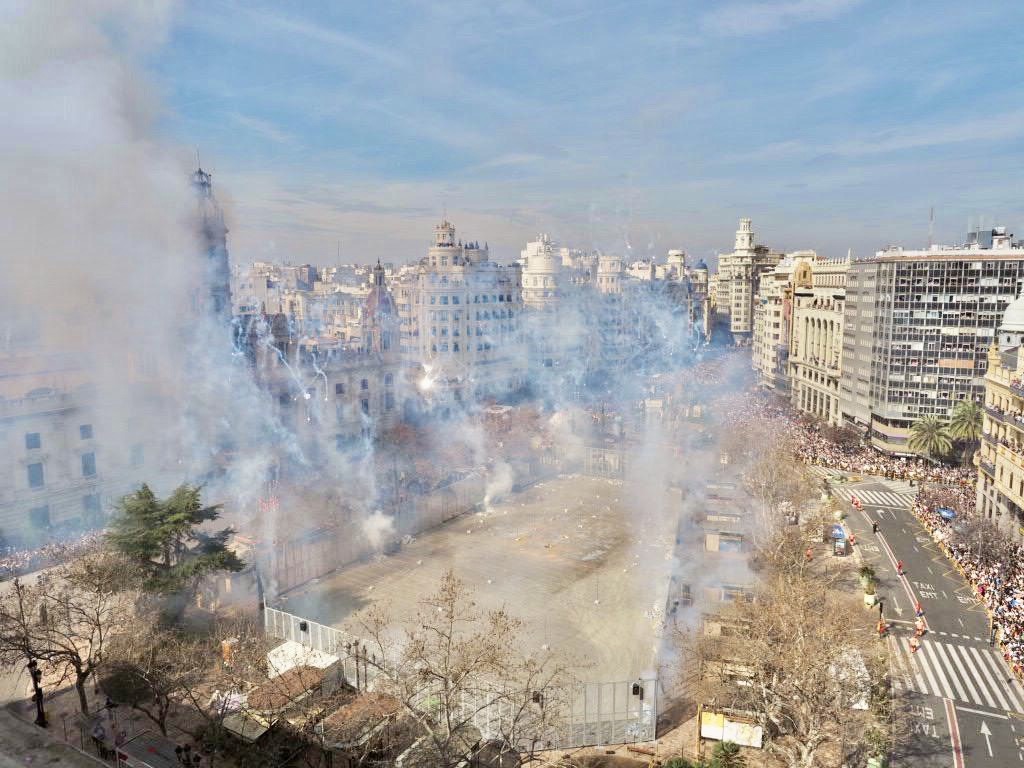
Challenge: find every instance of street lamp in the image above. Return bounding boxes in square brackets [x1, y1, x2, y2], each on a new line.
[26, 659, 46, 727]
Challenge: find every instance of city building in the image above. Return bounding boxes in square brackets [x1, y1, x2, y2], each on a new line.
[396, 220, 526, 408]
[0, 351, 173, 545]
[976, 295, 1024, 540]
[242, 261, 406, 456]
[789, 256, 850, 425]
[520, 234, 567, 309]
[715, 218, 783, 344]
[751, 256, 800, 393]
[840, 228, 1024, 453]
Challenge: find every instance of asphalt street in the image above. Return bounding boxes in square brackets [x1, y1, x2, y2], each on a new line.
[823, 469, 1024, 768]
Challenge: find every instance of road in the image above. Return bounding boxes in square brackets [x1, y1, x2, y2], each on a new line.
[816, 467, 1024, 767]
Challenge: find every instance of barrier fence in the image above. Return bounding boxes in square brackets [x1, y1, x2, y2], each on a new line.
[263, 606, 657, 749]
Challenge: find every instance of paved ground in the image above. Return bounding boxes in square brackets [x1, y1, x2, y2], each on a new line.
[279, 474, 681, 682]
[842, 474, 1024, 768]
[0, 709, 104, 767]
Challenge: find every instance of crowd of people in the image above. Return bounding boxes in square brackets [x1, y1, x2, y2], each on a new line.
[912, 486, 1024, 676]
[0, 531, 104, 581]
[791, 422, 975, 485]
[708, 387, 975, 485]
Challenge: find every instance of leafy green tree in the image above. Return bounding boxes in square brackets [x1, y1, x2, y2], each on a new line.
[907, 416, 953, 461]
[948, 399, 983, 464]
[711, 740, 747, 768]
[108, 483, 243, 603]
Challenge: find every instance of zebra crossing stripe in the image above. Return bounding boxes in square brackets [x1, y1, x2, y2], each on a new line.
[967, 646, 1012, 711]
[928, 642, 970, 703]
[914, 641, 945, 698]
[947, 643, 985, 708]
[976, 646, 1024, 713]
[894, 639, 1024, 712]
[854, 489, 914, 508]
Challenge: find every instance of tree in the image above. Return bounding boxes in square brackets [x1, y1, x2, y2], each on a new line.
[359, 571, 574, 767]
[0, 549, 138, 714]
[738, 427, 815, 538]
[907, 416, 953, 461]
[948, 400, 983, 464]
[100, 619, 204, 735]
[107, 483, 244, 610]
[683, 568, 882, 768]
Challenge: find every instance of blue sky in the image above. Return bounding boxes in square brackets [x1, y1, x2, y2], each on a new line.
[150, 0, 1024, 265]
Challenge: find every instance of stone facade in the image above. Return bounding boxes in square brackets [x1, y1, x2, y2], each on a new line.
[716, 218, 783, 343]
[789, 257, 849, 425]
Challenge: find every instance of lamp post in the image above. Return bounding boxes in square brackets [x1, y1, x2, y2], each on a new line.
[26, 658, 46, 727]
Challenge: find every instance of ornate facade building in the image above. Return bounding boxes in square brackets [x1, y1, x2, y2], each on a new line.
[395, 219, 526, 407]
[976, 296, 1024, 539]
[716, 218, 783, 344]
[788, 256, 850, 425]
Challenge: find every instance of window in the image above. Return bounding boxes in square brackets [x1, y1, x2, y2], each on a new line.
[82, 493, 102, 521]
[79, 424, 93, 440]
[385, 392, 395, 411]
[27, 463, 44, 489]
[25, 432, 41, 450]
[335, 383, 345, 396]
[441, 296, 449, 305]
[384, 373, 394, 386]
[452, 296, 460, 304]
[82, 452, 97, 478]
[28, 505, 50, 529]
[130, 443, 145, 468]
[361, 398, 370, 415]
[361, 378, 369, 391]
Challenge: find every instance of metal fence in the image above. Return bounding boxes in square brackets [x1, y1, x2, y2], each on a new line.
[263, 606, 657, 749]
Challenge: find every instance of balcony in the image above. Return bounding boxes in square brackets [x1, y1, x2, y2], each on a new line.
[979, 458, 996, 477]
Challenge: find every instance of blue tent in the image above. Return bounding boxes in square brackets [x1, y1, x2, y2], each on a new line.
[831, 524, 846, 540]
[938, 507, 957, 521]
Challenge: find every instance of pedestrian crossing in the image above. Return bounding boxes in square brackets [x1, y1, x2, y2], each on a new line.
[851, 489, 915, 509]
[889, 636, 1024, 713]
[808, 465, 846, 480]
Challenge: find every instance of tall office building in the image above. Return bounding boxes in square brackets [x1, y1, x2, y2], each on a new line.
[840, 228, 1024, 453]
[715, 219, 783, 344]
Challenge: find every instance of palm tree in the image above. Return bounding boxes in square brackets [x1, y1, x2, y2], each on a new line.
[711, 741, 747, 768]
[908, 415, 954, 461]
[949, 399, 984, 464]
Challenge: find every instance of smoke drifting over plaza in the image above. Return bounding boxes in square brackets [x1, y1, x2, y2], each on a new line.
[6, 3, 1024, 766]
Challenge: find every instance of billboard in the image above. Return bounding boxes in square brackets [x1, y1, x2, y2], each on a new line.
[700, 710, 763, 749]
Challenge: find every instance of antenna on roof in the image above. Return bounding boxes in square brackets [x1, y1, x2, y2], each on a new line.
[195, 147, 201, 171]
[928, 206, 934, 248]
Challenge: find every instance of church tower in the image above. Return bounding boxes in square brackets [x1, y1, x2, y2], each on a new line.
[192, 165, 232, 321]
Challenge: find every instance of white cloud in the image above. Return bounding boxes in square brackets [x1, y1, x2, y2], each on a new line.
[701, 0, 863, 37]
[228, 112, 294, 145]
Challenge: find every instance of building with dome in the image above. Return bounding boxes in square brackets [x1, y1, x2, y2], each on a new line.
[976, 291, 1024, 538]
[838, 227, 1024, 454]
[393, 219, 526, 409]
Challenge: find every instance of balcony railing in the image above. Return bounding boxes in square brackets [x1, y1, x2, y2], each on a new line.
[979, 458, 996, 477]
